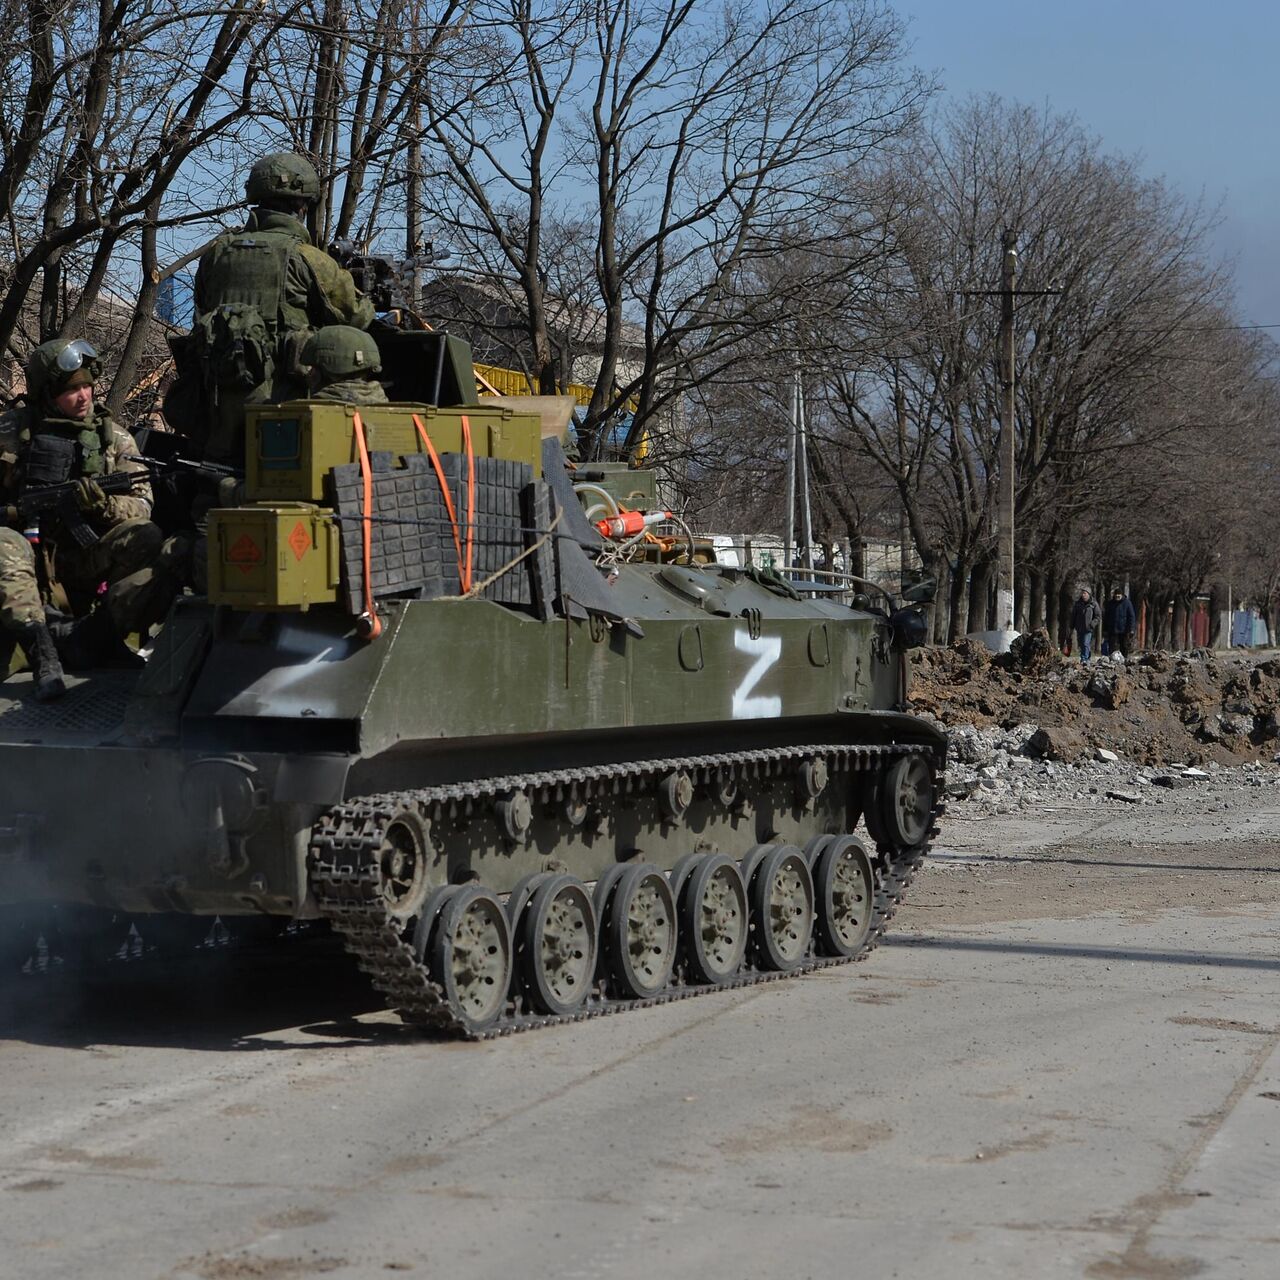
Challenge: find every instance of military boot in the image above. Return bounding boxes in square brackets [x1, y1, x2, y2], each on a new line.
[50, 606, 144, 672]
[13, 621, 67, 701]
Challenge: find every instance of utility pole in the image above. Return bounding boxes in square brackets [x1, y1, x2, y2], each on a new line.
[963, 233, 1060, 643]
[996, 228, 1017, 634]
[797, 370, 815, 574]
[783, 368, 797, 571]
[405, 0, 423, 309]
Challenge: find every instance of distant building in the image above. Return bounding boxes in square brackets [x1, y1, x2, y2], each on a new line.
[703, 533, 918, 593]
[157, 273, 194, 328]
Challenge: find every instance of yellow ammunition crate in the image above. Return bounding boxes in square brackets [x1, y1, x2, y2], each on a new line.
[207, 503, 341, 610]
[244, 402, 542, 503]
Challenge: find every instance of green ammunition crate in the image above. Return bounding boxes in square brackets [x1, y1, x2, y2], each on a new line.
[207, 503, 341, 610]
[245, 402, 542, 503]
[572, 461, 657, 510]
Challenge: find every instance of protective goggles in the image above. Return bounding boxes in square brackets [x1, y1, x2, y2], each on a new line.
[55, 339, 99, 373]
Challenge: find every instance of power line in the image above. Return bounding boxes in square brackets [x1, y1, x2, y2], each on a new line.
[1125, 322, 1280, 333]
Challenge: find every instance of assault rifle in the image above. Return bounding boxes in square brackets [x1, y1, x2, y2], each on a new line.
[4, 471, 151, 549]
[124, 454, 242, 484]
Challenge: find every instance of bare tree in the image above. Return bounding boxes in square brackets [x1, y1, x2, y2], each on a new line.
[0, 3, 284, 364]
[812, 97, 1236, 640]
[415, 0, 928, 456]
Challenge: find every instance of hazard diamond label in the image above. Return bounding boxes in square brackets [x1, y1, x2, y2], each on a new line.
[227, 533, 263, 575]
[288, 520, 312, 562]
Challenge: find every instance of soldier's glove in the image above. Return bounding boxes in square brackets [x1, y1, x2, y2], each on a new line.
[74, 477, 110, 518]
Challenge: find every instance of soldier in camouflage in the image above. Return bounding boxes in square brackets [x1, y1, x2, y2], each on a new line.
[303, 326, 389, 405]
[173, 153, 376, 462]
[0, 340, 187, 699]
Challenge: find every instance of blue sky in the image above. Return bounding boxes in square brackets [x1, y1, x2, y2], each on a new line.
[900, 0, 1277, 324]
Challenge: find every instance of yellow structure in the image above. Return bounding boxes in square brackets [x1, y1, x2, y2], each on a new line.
[474, 362, 596, 406]
[474, 363, 648, 461]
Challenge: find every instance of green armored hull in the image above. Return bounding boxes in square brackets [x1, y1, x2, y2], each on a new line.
[0, 331, 945, 1037]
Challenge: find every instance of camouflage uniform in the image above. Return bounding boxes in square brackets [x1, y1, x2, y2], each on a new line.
[304, 325, 388, 405]
[0, 407, 184, 636]
[311, 379, 389, 405]
[175, 154, 375, 462]
[1, 342, 188, 697]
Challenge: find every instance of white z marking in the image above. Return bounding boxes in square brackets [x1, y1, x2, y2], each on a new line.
[732, 631, 782, 719]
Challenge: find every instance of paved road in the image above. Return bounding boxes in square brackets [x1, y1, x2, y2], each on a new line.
[2, 826, 1278, 1280]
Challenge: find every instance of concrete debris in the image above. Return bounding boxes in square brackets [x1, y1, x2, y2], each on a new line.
[935, 710, 1280, 817]
[940, 726, 1280, 816]
[912, 633, 1280, 768]
[1027, 726, 1084, 762]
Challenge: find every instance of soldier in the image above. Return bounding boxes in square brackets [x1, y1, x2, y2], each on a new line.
[0, 339, 187, 699]
[303, 326, 389, 405]
[173, 152, 375, 462]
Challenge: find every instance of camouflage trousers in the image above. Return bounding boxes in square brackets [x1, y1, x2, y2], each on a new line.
[0, 520, 189, 637]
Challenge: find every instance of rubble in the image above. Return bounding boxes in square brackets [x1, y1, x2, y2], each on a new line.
[915, 637, 1280, 817]
[911, 631, 1280, 767]
[935, 721, 1280, 817]
[1027, 726, 1084, 761]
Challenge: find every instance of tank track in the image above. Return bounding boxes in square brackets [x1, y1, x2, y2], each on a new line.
[309, 742, 944, 1040]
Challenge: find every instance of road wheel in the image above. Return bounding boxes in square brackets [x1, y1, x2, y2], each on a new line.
[813, 835, 875, 958]
[878, 755, 935, 848]
[516, 874, 596, 1016]
[749, 844, 814, 972]
[429, 886, 511, 1032]
[679, 854, 748, 985]
[603, 863, 676, 998]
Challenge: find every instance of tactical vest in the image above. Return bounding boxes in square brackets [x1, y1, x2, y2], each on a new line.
[20, 408, 114, 488]
[195, 227, 312, 391]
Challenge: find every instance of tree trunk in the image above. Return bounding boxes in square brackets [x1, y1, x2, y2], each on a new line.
[969, 555, 993, 632]
[1028, 566, 1045, 634]
[1056, 578, 1073, 648]
[950, 554, 971, 641]
[1015, 561, 1031, 631]
[932, 555, 951, 644]
[107, 199, 162, 418]
[1207, 583, 1224, 647]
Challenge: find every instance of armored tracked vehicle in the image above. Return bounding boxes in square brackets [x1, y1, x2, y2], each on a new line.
[0, 330, 945, 1036]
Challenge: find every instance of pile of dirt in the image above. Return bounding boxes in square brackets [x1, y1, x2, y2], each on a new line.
[909, 630, 1280, 767]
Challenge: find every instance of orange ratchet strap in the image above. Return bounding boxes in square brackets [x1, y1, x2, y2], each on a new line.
[411, 414, 463, 576]
[412, 413, 476, 594]
[350, 412, 382, 639]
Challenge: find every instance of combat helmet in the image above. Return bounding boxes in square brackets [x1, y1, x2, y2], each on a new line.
[302, 326, 382, 380]
[26, 338, 102, 399]
[245, 152, 321, 206]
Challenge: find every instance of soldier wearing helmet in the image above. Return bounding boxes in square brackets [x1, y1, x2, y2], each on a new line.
[0, 340, 188, 699]
[303, 326, 389, 405]
[173, 152, 375, 462]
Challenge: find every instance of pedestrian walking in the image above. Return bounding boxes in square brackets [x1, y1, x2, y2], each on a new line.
[1070, 588, 1100, 662]
[1103, 588, 1138, 657]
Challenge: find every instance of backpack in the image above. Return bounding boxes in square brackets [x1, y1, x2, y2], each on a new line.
[191, 232, 293, 393]
[193, 302, 274, 392]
